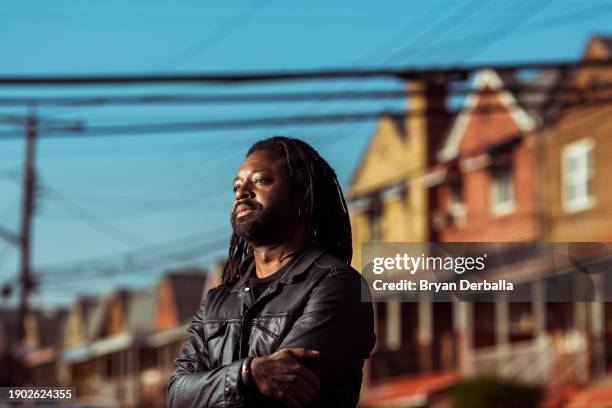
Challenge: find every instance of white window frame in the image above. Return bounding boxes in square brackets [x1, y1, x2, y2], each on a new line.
[490, 166, 516, 216]
[561, 138, 595, 213]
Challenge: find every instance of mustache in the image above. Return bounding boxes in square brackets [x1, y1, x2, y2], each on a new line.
[232, 200, 262, 217]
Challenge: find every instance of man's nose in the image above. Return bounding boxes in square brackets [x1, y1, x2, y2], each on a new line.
[234, 182, 254, 200]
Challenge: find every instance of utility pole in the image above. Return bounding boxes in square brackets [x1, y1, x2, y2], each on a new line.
[17, 106, 37, 345]
[0, 109, 83, 345]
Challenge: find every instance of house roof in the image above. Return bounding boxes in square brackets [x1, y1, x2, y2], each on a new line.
[31, 308, 69, 348]
[348, 113, 409, 194]
[74, 295, 106, 341]
[584, 34, 612, 58]
[165, 268, 207, 323]
[438, 69, 560, 162]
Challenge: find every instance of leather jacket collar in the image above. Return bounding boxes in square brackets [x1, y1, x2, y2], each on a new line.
[231, 245, 326, 293]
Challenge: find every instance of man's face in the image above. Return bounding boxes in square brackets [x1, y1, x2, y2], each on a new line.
[231, 150, 298, 245]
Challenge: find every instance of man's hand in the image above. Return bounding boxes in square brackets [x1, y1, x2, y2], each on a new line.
[251, 347, 320, 408]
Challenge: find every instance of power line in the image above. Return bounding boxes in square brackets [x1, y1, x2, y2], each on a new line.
[510, 2, 612, 34]
[415, 3, 612, 62]
[0, 83, 603, 107]
[347, 0, 449, 65]
[0, 58, 611, 86]
[157, 0, 272, 70]
[0, 226, 231, 287]
[36, 233, 230, 284]
[40, 241, 228, 287]
[380, 0, 485, 65]
[433, 0, 554, 62]
[41, 187, 149, 247]
[0, 91, 608, 140]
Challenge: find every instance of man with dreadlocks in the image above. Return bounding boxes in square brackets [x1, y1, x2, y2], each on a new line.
[167, 136, 375, 408]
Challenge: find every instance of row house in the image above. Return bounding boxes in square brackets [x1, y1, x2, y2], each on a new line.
[21, 264, 223, 408]
[538, 35, 612, 405]
[425, 66, 585, 394]
[355, 35, 612, 407]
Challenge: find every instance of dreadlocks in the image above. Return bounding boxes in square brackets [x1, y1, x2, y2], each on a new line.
[221, 136, 352, 285]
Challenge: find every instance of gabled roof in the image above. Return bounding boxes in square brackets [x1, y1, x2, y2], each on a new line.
[31, 308, 69, 348]
[165, 268, 207, 323]
[69, 294, 107, 342]
[438, 69, 546, 162]
[582, 34, 612, 59]
[348, 113, 409, 196]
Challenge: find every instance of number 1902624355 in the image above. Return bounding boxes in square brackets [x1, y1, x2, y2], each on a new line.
[1, 387, 75, 401]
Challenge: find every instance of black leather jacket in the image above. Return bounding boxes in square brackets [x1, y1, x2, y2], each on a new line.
[167, 246, 376, 407]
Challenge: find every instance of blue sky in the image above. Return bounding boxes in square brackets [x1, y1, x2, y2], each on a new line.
[0, 0, 610, 307]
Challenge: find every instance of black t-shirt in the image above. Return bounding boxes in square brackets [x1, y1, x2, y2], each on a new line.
[248, 260, 293, 302]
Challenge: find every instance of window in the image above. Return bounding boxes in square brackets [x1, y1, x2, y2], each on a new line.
[562, 138, 594, 213]
[490, 166, 515, 215]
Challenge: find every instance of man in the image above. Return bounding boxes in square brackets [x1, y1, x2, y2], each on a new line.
[167, 136, 375, 407]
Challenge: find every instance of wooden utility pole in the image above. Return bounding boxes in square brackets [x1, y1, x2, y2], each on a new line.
[17, 107, 37, 344]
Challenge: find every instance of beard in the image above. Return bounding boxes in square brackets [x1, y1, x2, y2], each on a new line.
[231, 201, 277, 244]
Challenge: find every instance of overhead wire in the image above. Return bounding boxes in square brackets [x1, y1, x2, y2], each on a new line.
[0, 91, 609, 140]
[40, 186, 150, 247]
[1, 59, 612, 86]
[0, 83, 604, 108]
[432, 0, 555, 62]
[157, 0, 273, 70]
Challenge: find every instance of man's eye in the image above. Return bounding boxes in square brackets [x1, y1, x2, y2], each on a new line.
[254, 178, 266, 184]
[233, 185, 240, 192]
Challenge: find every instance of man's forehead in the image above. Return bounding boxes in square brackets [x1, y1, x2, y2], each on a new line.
[238, 151, 283, 171]
[234, 150, 286, 179]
